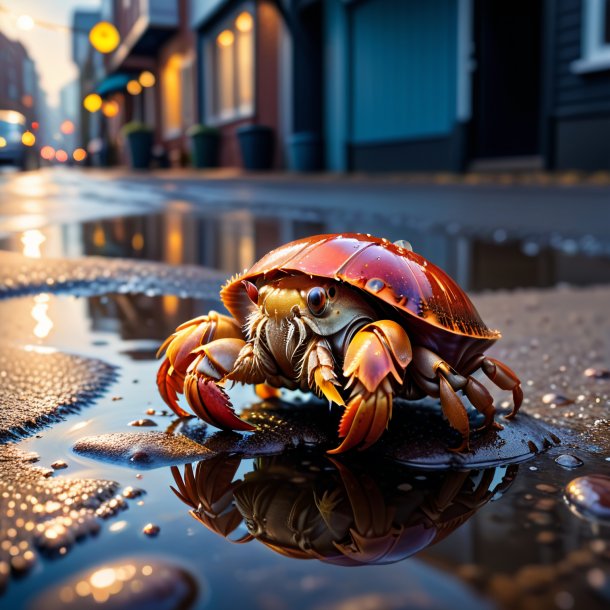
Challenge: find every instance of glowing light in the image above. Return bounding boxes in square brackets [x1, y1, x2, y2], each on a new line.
[131, 233, 144, 250]
[60, 120, 74, 135]
[108, 521, 127, 533]
[126, 80, 142, 95]
[0, 137, 6, 148]
[17, 15, 35, 31]
[138, 71, 155, 88]
[31, 121, 39, 130]
[21, 131, 36, 147]
[83, 94, 102, 113]
[40, 145, 55, 160]
[102, 100, 119, 117]
[235, 12, 253, 33]
[92, 224, 105, 248]
[55, 149, 68, 163]
[90, 568, 117, 589]
[0, 110, 25, 125]
[21, 229, 46, 258]
[89, 22, 120, 54]
[32, 294, 53, 339]
[217, 30, 234, 47]
[73, 148, 87, 162]
[22, 94, 33, 108]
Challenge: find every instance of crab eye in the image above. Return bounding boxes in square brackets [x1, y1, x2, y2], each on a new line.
[307, 287, 327, 316]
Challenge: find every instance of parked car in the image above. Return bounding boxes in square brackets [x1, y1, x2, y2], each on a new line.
[0, 110, 27, 169]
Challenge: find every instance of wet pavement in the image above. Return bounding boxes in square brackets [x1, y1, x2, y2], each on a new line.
[0, 168, 609, 610]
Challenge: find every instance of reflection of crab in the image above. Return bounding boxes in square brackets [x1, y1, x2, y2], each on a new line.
[170, 452, 518, 566]
[157, 234, 522, 452]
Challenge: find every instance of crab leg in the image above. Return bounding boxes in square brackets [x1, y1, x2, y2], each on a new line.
[304, 338, 345, 406]
[411, 347, 500, 452]
[328, 320, 411, 454]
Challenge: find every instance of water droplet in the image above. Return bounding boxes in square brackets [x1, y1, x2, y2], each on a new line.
[555, 454, 584, 469]
[128, 419, 157, 427]
[565, 475, 610, 522]
[393, 239, 413, 251]
[365, 278, 385, 293]
[584, 367, 610, 379]
[143, 523, 160, 537]
[542, 393, 573, 406]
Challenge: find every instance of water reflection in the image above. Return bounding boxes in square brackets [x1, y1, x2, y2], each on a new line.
[171, 451, 518, 566]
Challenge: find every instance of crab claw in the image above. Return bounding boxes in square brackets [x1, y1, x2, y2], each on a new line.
[156, 311, 244, 418]
[184, 372, 255, 431]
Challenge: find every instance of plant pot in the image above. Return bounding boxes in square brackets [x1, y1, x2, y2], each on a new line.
[125, 131, 153, 169]
[237, 125, 274, 170]
[287, 132, 322, 172]
[191, 131, 220, 168]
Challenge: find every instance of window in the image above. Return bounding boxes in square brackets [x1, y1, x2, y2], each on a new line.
[572, 0, 610, 73]
[162, 53, 183, 137]
[206, 8, 255, 123]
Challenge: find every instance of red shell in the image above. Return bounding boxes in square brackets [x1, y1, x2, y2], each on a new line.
[221, 234, 499, 369]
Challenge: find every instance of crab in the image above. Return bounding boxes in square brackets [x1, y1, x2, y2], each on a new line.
[157, 233, 523, 453]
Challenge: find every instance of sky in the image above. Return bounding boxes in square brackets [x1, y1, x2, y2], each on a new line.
[0, 0, 101, 107]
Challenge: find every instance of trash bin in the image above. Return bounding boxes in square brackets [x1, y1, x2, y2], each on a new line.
[287, 132, 322, 172]
[121, 122, 153, 169]
[237, 125, 274, 170]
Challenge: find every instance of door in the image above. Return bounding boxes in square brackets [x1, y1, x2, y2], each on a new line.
[470, 0, 543, 160]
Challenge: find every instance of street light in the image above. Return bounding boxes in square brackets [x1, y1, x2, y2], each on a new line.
[126, 80, 142, 95]
[89, 22, 120, 54]
[83, 94, 103, 113]
[21, 131, 36, 147]
[102, 100, 119, 118]
[138, 71, 155, 88]
[60, 120, 75, 135]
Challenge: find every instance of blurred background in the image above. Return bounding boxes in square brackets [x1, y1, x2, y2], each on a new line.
[0, 0, 610, 292]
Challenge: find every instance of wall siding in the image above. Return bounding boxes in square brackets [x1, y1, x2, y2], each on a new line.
[350, 0, 457, 143]
[553, 0, 610, 117]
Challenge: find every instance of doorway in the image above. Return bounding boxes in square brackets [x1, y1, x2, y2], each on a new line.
[470, 0, 543, 165]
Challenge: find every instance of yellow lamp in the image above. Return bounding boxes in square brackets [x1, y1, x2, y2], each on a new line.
[83, 93, 102, 113]
[217, 30, 234, 47]
[89, 22, 120, 54]
[102, 100, 119, 118]
[139, 71, 156, 88]
[0, 137, 6, 148]
[73, 148, 87, 162]
[21, 131, 36, 147]
[126, 80, 142, 95]
[235, 12, 253, 33]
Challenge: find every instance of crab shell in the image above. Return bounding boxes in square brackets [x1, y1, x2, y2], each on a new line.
[220, 233, 499, 373]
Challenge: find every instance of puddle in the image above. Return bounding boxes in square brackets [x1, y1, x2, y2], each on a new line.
[2, 208, 610, 292]
[0, 287, 607, 609]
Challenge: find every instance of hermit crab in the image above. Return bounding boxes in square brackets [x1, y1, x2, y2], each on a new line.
[157, 233, 522, 453]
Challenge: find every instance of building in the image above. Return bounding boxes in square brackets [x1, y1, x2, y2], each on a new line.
[0, 31, 37, 122]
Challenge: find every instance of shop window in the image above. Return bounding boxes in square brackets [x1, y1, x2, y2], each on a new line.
[206, 8, 255, 123]
[572, 0, 610, 73]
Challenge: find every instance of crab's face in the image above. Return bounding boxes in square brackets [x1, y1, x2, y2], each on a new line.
[257, 274, 375, 337]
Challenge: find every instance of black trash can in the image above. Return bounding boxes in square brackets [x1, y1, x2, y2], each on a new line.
[237, 125, 274, 170]
[121, 123, 154, 170]
[188, 126, 220, 168]
[287, 132, 322, 172]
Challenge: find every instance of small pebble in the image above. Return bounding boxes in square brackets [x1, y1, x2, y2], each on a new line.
[142, 523, 160, 537]
[111, 396, 123, 401]
[584, 367, 610, 379]
[128, 419, 157, 427]
[542, 393, 573, 406]
[146, 408, 156, 415]
[122, 486, 145, 499]
[50, 460, 68, 470]
[555, 454, 584, 469]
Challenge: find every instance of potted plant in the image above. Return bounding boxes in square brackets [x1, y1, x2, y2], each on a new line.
[187, 124, 220, 168]
[236, 124, 274, 170]
[120, 121, 153, 169]
[287, 132, 323, 172]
